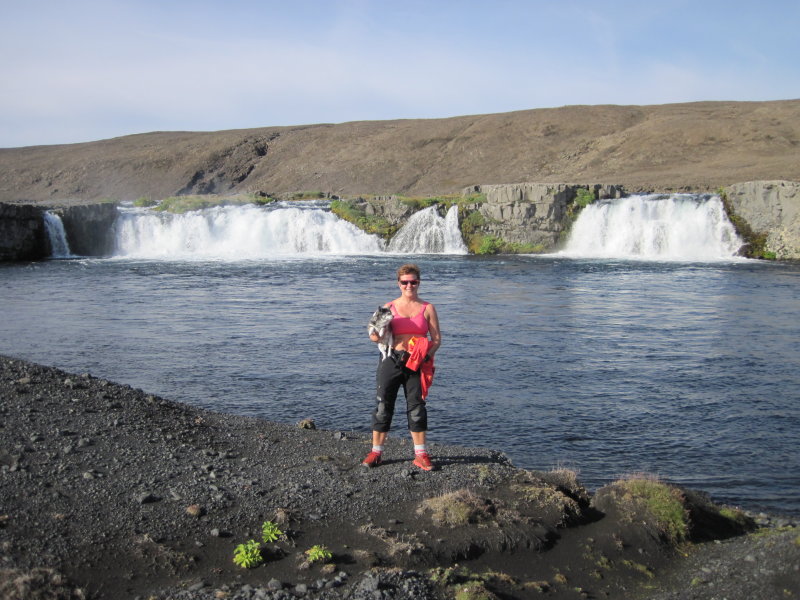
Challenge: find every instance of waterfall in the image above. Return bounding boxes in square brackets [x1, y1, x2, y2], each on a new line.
[43, 211, 74, 258]
[114, 202, 384, 259]
[387, 205, 468, 254]
[112, 201, 469, 259]
[561, 194, 744, 260]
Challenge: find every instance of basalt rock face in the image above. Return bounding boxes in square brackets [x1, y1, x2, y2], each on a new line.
[0, 201, 118, 261]
[361, 195, 418, 226]
[51, 202, 118, 257]
[0, 202, 47, 261]
[724, 180, 800, 259]
[463, 182, 626, 249]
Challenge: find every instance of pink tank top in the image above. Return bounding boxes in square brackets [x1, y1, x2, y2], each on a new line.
[389, 302, 429, 335]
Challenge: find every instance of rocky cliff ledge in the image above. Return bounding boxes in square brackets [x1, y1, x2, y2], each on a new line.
[461, 183, 626, 251]
[0, 203, 48, 261]
[356, 181, 800, 259]
[724, 180, 800, 260]
[0, 201, 117, 261]
[2, 180, 799, 261]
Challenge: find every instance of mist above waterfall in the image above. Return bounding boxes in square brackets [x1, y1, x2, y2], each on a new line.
[561, 194, 744, 260]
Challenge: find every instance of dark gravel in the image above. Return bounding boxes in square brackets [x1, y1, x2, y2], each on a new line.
[1, 354, 797, 600]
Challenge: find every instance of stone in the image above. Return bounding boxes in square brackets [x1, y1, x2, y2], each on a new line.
[725, 180, 800, 259]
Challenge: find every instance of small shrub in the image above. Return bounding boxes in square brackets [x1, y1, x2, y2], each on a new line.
[513, 483, 581, 525]
[291, 190, 325, 200]
[330, 199, 396, 238]
[261, 521, 283, 543]
[460, 209, 486, 234]
[476, 235, 503, 255]
[614, 476, 690, 543]
[574, 187, 595, 208]
[504, 242, 546, 254]
[305, 544, 333, 563]
[475, 465, 493, 486]
[233, 539, 263, 568]
[418, 489, 495, 526]
[453, 581, 498, 600]
[398, 195, 438, 210]
[133, 196, 157, 208]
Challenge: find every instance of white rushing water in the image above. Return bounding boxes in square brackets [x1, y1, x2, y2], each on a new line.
[387, 205, 468, 254]
[43, 211, 74, 258]
[561, 194, 744, 260]
[113, 201, 468, 259]
[114, 202, 384, 259]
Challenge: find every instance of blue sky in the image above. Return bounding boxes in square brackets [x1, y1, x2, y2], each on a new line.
[1, 0, 798, 148]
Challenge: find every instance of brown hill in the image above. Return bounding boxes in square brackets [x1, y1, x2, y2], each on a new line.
[1, 100, 799, 204]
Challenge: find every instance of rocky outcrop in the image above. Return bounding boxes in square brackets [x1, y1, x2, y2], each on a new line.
[361, 195, 419, 226]
[724, 180, 800, 259]
[50, 202, 118, 256]
[0, 202, 47, 261]
[0, 201, 118, 261]
[462, 183, 626, 249]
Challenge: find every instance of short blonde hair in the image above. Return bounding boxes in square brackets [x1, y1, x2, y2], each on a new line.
[397, 263, 421, 280]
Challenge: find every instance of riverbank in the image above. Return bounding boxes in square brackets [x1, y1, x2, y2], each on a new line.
[1, 354, 798, 599]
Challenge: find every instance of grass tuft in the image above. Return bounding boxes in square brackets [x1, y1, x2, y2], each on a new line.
[418, 489, 495, 527]
[613, 475, 690, 543]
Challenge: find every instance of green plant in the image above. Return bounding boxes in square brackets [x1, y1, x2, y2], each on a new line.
[151, 193, 261, 214]
[329, 199, 397, 239]
[305, 544, 333, 563]
[291, 190, 325, 200]
[261, 521, 283, 543]
[454, 581, 498, 600]
[574, 187, 595, 208]
[460, 209, 486, 235]
[717, 188, 775, 259]
[418, 489, 495, 526]
[133, 196, 156, 208]
[476, 236, 503, 255]
[614, 476, 690, 543]
[233, 539, 263, 568]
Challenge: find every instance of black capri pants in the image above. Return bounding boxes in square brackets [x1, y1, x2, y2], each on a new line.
[371, 350, 427, 433]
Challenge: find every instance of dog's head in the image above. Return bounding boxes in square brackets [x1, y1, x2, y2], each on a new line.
[369, 306, 393, 329]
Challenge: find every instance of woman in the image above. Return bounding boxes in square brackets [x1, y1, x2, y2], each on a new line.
[363, 263, 441, 471]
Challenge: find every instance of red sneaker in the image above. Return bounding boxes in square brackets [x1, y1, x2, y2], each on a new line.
[361, 451, 383, 468]
[413, 452, 434, 471]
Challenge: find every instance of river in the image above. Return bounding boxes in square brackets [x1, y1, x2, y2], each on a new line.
[2, 195, 798, 515]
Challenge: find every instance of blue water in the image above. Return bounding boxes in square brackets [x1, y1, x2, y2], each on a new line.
[2, 254, 799, 515]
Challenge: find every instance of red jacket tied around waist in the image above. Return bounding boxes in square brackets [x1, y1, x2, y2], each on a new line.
[405, 336, 435, 400]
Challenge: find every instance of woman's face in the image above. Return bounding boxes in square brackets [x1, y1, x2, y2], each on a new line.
[398, 273, 420, 296]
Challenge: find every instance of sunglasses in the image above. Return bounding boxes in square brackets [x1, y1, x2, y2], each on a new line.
[398, 279, 420, 286]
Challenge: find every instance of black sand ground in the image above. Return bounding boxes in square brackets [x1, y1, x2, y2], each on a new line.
[1, 355, 798, 600]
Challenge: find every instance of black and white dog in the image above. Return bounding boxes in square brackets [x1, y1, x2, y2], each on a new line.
[368, 306, 394, 360]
